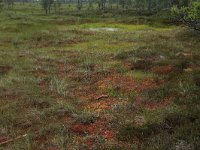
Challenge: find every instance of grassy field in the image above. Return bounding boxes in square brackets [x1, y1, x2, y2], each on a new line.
[0, 3, 200, 150]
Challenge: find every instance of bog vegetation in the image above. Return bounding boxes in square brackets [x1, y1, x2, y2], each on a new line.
[0, 0, 200, 149]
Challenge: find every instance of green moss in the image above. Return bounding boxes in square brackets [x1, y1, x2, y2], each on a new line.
[126, 70, 155, 80]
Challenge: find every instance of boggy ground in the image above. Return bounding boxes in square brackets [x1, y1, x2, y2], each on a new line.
[0, 4, 200, 150]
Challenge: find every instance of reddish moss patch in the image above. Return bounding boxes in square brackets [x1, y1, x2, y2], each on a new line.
[176, 52, 193, 58]
[56, 62, 78, 78]
[151, 65, 175, 74]
[86, 98, 115, 113]
[64, 37, 86, 45]
[70, 118, 117, 139]
[103, 130, 117, 139]
[84, 137, 95, 147]
[46, 147, 60, 150]
[96, 74, 137, 92]
[0, 136, 9, 144]
[34, 134, 49, 143]
[96, 74, 158, 93]
[0, 66, 12, 75]
[136, 78, 159, 93]
[144, 96, 173, 110]
[38, 79, 49, 90]
[68, 29, 94, 36]
[52, 50, 80, 57]
[31, 69, 49, 77]
[0, 89, 20, 100]
[131, 59, 153, 71]
[135, 96, 173, 110]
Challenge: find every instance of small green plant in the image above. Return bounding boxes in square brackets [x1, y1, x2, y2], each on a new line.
[126, 70, 155, 80]
[171, 1, 200, 31]
[107, 85, 125, 98]
[76, 110, 97, 124]
[0, 0, 3, 11]
[49, 77, 70, 97]
[144, 83, 175, 102]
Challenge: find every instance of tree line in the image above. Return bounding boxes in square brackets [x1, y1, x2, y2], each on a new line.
[42, 0, 200, 31]
[39, 0, 195, 15]
[0, 0, 199, 31]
